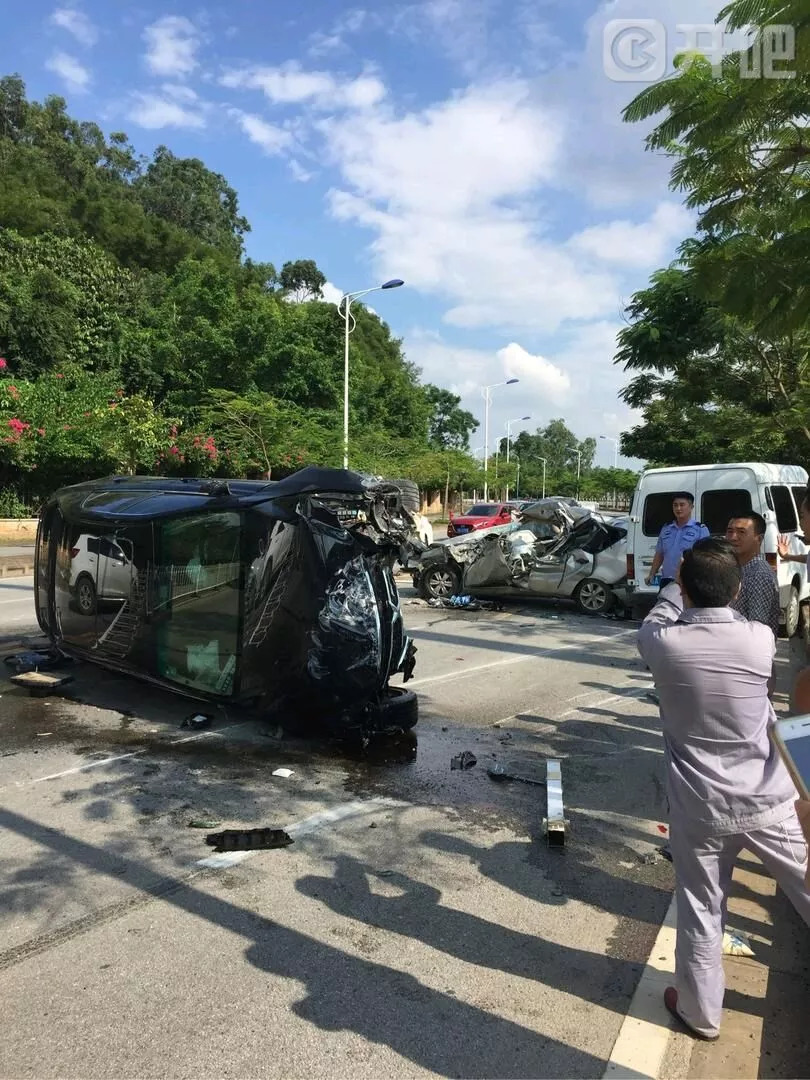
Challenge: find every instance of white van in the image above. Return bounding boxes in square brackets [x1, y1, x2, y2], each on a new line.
[626, 463, 809, 635]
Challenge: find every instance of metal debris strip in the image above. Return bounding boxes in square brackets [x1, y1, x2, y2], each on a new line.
[204, 828, 294, 852]
[544, 759, 566, 847]
[487, 762, 546, 786]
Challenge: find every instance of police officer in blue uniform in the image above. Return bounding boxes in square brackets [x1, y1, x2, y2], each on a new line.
[646, 492, 710, 588]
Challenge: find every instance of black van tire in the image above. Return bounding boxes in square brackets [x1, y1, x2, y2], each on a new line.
[373, 686, 418, 732]
[781, 582, 801, 638]
[389, 478, 420, 514]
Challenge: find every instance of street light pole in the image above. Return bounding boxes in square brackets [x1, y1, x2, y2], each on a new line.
[338, 279, 404, 469]
[482, 379, 519, 501]
[504, 415, 530, 502]
[599, 434, 619, 468]
[538, 456, 547, 499]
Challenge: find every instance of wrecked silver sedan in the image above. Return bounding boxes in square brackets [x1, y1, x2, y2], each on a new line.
[34, 467, 418, 733]
[412, 499, 629, 615]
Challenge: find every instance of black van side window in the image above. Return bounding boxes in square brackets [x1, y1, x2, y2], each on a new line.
[701, 490, 753, 535]
[769, 485, 797, 533]
[642, 493, 684, 537]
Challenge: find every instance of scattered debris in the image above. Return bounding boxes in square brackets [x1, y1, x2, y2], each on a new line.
[9, 670, 74, 696]
[205, 828, 293, 852]
[657, 824, 669, 835]
[646, 691, 660, 706]
[369, 822, 377, 829]
[441, 726, 448, 732]
[451, 750, 477, 770]
[638, 851, 659, 865]
[723, 928, 755, 957]
[658, 844, 673, 862]
[4, 648, 71, 674]
[36, 732, 53, 737]
[487, 762, 546, 786]
[188, 818, 221, 829]
[544, 760, 566, 847]
[181, 713, 212, 730]
[271, 767, 294, 778]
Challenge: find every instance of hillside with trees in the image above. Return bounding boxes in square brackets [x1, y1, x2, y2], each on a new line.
[0, 75, 636, 513]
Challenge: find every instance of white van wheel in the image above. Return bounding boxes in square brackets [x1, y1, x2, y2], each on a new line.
[781, 584, 801, 638]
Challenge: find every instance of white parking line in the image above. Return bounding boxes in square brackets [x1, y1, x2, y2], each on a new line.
[603, 896, 677, 1079]
[1, 725, 250, 792]
[401, 628, 639, 690]
[196, 796, 409, 869]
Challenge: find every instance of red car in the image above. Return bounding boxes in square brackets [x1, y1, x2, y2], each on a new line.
[447, 502, 515, 537]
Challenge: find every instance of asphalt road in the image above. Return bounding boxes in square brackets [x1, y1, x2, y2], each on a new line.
[0, 578, 805, 1078]
[0, 575, 39, 640]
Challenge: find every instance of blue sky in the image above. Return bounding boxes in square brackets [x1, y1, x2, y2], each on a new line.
[6, 0, 730, 468]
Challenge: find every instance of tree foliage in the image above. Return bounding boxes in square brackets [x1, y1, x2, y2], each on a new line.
[623, 1, 810, 336]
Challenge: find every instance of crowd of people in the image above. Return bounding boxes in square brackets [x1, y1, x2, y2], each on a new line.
[639, 492, 810, 1041]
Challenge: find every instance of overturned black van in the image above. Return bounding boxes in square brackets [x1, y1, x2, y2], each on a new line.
[34, 467, 418, 733]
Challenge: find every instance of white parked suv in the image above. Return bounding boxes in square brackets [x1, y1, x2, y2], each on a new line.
[69, 533, 134, 615]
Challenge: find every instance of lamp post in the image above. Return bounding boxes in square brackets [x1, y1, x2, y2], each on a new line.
[338, 279, 404, 469]
[599, 434, 619, 468]
[482, 379, 519, 501]
[538, 456, 547, 499]
[504, 415, 530, 502]
[571, 449, 582, 500]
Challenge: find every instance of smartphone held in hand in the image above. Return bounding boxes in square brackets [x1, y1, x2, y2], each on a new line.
[772, 714, 810, 799]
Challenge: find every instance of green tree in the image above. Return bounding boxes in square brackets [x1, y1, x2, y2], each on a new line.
[278, 259, 326, 302]
[615, 267, 810, 465]
[623, 1, 810, 335]
[132, 146, 250, 259]
[424, 385, 479, 449]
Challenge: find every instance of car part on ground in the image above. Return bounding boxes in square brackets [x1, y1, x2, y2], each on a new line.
[413, 498, 628, 614]
[34, 466, 418, 735]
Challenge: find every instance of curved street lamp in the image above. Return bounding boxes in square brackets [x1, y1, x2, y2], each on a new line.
[338, 279, 404, 469]
[599, 434, 619, 468]
[505, 416, 530, 501]
[482, 379, 519, 500]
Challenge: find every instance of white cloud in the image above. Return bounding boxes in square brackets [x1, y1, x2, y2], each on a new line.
[49, 7, 98, 47]
[220, 62, 386, 110]
[497, 343, 571, 403]
[569, 202, 695, 268]
[160, 83, 199, 104]
[323, 79, 626, 333]
[229, 109, 292, 155]
[143, 15, 201, 78]
[319, 281, 345, 305]
[45, 51, 90, 91]
[288, 159, 314, 183]
[128, 92, 206, 129]
[308, 8, 371, 56]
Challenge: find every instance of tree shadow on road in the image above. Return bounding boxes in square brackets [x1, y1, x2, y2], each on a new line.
[0, 806, 608, 1080]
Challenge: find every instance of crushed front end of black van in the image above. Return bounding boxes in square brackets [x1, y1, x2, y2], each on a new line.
[34, 467, 418, 733]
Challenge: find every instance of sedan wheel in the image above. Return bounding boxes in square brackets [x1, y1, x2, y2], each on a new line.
[575, 578, 612, 615]
[420, 566, 461, 600]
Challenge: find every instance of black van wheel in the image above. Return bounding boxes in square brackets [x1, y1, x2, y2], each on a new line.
[75, 574, 97, 616]
[372, 687, 418, 732]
